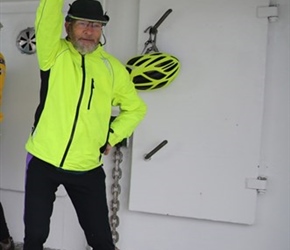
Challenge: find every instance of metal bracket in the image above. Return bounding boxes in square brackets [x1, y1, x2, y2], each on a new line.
[257, 5, 279, 22]
[245, 176, 268, 194]
[142, 9, 173, 54]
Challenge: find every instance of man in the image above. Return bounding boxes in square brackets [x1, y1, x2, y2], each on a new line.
[24, 0, 146, 249]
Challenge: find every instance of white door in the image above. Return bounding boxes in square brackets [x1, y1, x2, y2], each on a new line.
[129, 0, 270, 225]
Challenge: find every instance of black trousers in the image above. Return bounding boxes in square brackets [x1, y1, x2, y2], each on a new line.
[23, 156, 115, 250]
[0, 202, 10, 241]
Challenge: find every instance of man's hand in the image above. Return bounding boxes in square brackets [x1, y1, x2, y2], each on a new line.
[104, 143, 112, 155]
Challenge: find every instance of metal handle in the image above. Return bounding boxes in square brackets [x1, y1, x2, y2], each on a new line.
[152, 9, 173, 30]
[144, 9, 173, 35]
[144, 140, 168, 160]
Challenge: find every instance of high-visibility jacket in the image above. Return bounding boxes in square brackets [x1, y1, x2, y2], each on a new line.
[25, 0, 147, 171]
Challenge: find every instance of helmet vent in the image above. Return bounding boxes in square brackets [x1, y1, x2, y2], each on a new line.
[127, 56, 143, 65]
[133, 75, 151, 83]
[135, 58, 150, 67]
[164, 63, 178, 72]
[154, 81, 168, 89]
[144, 71, 166, 80]
[148, 56, 166, 66]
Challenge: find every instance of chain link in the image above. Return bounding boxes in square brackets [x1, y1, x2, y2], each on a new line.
[110, 146, 123, 249]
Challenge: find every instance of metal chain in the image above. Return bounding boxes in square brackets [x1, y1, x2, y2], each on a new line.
[110, 145, 123, 249]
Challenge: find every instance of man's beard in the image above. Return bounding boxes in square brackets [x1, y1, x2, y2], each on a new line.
[68, 30, 99, 54]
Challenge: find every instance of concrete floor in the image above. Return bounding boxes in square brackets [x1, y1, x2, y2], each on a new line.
[14, 242, 59, 250]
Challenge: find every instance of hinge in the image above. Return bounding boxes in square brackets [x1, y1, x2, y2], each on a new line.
[257, 5, 279, 22]
[245, 176, 268, 194]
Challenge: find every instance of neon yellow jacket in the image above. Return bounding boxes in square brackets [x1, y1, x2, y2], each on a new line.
[25, 0, 146, 171]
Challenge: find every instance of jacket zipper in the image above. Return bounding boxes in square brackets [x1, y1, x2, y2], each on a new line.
[60, 55, 86, 167]
[87, 79, 94, 110]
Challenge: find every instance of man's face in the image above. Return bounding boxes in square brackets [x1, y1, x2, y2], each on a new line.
[66, 20, 103, 54]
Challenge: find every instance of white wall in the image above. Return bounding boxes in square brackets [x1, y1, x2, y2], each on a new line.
[0, 0, 289, 250]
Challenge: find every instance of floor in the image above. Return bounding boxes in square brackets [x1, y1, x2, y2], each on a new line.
[14, 242, 59, 250]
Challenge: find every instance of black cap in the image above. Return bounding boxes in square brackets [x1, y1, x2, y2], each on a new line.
[66, 0, 109, 24]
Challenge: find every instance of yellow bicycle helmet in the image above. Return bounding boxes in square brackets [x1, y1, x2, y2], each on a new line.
[126, 52, 180, 91]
